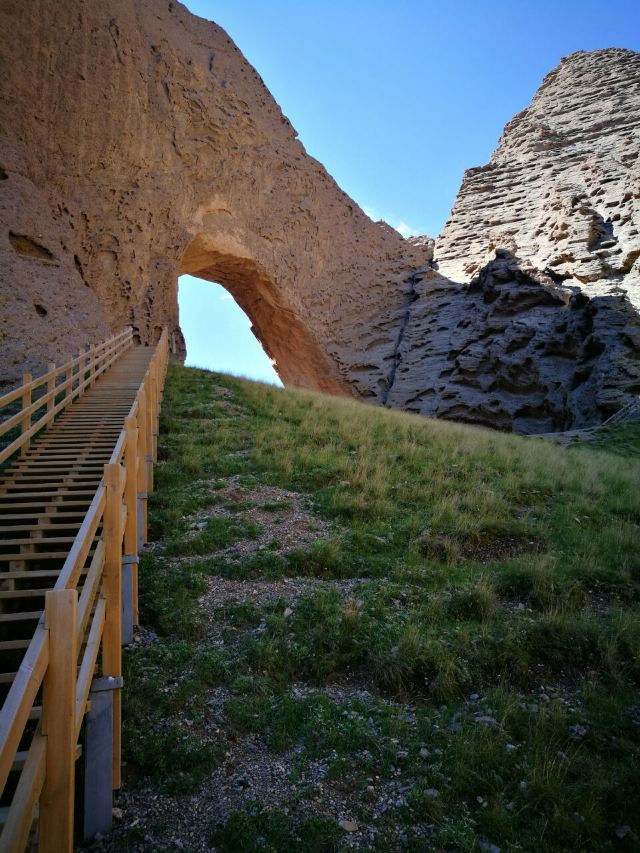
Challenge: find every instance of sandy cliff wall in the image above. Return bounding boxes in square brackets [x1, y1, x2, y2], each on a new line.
[0, 0, 428, 394]
[385, 48, 640, 431]
[0, 2, 638, 431]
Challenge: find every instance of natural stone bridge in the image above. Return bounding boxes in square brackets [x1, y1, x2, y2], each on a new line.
[1, 0, 639, 432]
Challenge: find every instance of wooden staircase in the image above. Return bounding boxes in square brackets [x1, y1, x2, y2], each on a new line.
[0, 328, 168, 851]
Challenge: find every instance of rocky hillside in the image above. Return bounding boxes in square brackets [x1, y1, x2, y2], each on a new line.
[93, 364, 640, 852]
[381, 48, 640, 431]
[385, 253, 640, 432]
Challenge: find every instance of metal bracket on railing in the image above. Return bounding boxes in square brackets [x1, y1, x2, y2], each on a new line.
[83, 676, 123, 840]
[121, 555, 138, 646]
[137, 491, 148, 550]
[91, 675, 124, 692]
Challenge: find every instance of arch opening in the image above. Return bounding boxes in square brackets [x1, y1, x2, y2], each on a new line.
[177, 235, 351, 394]
[178, 274, 282, 385]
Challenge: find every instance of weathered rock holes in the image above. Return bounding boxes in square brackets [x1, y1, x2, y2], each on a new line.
[584, 337, 606, 360]
[9, 232, 54, 260]
[587, 214, 616, 252]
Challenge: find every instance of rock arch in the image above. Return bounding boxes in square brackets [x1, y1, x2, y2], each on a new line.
[0, 0, 427, 397]
[179, 234, 346, 392]
[1, 1, 638, 430]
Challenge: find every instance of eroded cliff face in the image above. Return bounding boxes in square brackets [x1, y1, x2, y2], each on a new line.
[386, 253, 640, 431]
[435, 49, 640, 304]
[384, 48, 640, 432]
[0, 0, 428, 393]
[0, 1, 638, 432]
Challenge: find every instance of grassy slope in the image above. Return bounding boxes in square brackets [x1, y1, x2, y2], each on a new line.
[118, 365, 640, 852]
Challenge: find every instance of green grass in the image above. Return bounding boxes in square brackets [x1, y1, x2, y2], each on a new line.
[122, 365, 640, 851]
[211, 808, 342, 852]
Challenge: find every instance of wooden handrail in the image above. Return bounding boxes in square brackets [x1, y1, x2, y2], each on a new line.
[0, 328, 133, 409]
[0, 327, 169, 852]
[0, 327, 135, 465]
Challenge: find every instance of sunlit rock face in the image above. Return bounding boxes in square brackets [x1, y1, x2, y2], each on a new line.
[0, 1, 638, 432]
[0, 0, 427, 392]
[387, 47, 640, 431]
[435, 49, 640, 309]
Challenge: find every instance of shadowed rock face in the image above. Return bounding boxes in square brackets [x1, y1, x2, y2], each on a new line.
[385, 47, 640, 432]
[435, 49, 640, 309]
[0, 1, 638, 431]
[386, 253, 640, 432]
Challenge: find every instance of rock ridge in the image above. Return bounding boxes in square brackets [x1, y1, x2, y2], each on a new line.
[385, 251, 640, 432]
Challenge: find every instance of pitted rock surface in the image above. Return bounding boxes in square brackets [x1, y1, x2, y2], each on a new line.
[0, 3, 638, 432]
[386, 253, 640, 432]
[388, 47, 640, 431]
[435, 49, 640, 309]
[0, 0, 427, 393]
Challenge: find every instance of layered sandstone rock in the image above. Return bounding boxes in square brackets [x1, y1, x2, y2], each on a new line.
[385, 252, 640, 431]
[384, 47, 640, 431]
[435, 49, 640, 309]
[0, 1, 638, 432]
[0, 0, 427, 393]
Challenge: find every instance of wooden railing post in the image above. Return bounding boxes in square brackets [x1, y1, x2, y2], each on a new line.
[102, 462, 123, 789]
[89, 345, 95, 386]
[136, 388, 148, 549]
[78, 348, 86, 396]
[147, 368, 157, 465]
[153, 356, 161, 459]
[144, 375, 154, 495]
[123, 416, 139, 638]
[61, 361, 69, 403]
[20, 374, 32, 457]
[40, 589, 78, 853]
[46, 363, 55, 419]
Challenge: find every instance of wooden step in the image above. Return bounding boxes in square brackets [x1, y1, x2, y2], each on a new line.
[0, 538, 79, 546]
[0, 501, 91, 508]
[0, 490, 96, 500]
[0, 589, 50, 600]
[0, 524, 90, 533]
[0, 513, 89, 522]
[0, 550, 95, 562]
[0, 639, 31, 651]
[0, 569, 87, 580]
[0, 612, 41, 624]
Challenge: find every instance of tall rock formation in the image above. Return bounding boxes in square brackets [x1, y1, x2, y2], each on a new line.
[0, 1, 638, 432]
[0, 0, 428, 394]
[436, 50, 640, 309]
[385, 48, 640, 431]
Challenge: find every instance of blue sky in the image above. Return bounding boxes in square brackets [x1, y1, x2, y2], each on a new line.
[179, 0, 640, 383]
